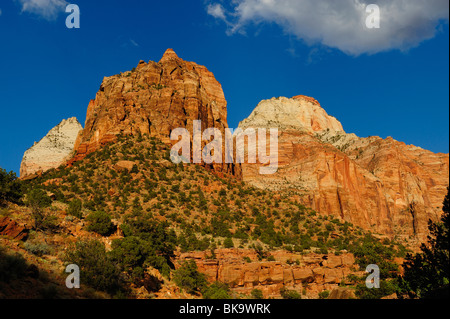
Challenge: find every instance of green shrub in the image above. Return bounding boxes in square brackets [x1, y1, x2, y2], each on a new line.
[251, 289, 264, 299]
[318, 290, 330, 299]
[26, 189, 57, 231]
[351, 235, 398, 278]
[0, 168, 22, 206]
[86, 211, 115, 236]
[64, 240, 123, 294]
[202, 282, 231, 299]
[280, 287, 302, 299]
[356, 279, 401, 299]
[224, 237, 234, 248]
[26, 188, 52, 210]
[24, 242, 52, 257]
[109, 236, 163, 284]
[173, 260, 208, 295]
[131, 164, 139, 174]
[119, 215, 176, 277]
[67, 199, 83, 219]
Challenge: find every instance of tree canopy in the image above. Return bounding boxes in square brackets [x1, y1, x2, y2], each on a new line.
[0, 168, 22, 206]
[401, 187, 449, 298]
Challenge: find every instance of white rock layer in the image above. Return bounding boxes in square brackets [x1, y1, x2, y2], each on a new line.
[238, 96, 344, 133]
[20, 117, 83, 177]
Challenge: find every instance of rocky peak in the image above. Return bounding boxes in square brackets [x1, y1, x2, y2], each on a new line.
[20, 117, 83, 178]
[70, 49, 238, 177]
[238, 95, 344, 134]
[159, 48, 180, 63]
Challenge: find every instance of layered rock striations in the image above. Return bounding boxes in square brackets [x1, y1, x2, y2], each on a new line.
[71, 49, 238, 177]
[176, 249, 363, 299]
[20, 117, 82, 178]
[238, 95, 449, 244]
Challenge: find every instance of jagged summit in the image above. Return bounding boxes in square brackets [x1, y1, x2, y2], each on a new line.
[159, 48, 180, 63]
[70, 49, 236, 176]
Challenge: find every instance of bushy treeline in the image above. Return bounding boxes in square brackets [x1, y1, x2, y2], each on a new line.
[64, 213, 177, 296]
[0, 168, 22, 207]
[400, 187, 449, 298]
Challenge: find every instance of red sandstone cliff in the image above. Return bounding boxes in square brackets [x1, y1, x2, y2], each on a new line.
[70, 49, 239, 177]
[238, 96, 449, 245]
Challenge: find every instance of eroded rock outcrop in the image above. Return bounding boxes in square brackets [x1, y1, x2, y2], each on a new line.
[238, 95, 449, 245]
[20, 117, 82, 178]
[0, 216, 29, 241]
[176, 249, 363, 299]
[70, 49, 239, 177]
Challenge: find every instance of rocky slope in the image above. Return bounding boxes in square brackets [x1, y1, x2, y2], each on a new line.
[20, 117, 82, 178]
[238, 96, 449, 245]
[70, 49, 239, 177]
[7, 126, 409, 299]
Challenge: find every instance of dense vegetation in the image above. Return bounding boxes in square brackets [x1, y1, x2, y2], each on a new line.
[0, 168, 22, 207]
[24, 134, 376, 257]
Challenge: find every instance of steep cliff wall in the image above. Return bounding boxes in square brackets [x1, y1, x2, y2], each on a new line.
[238, 96, 449, 244]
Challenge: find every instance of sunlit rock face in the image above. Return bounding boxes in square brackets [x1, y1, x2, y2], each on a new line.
[20, 117, 82, 178]
[70, 48, 239, 177]
[239, 95, 449, 245]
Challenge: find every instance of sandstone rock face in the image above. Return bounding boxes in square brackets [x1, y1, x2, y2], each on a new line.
[239, 96, 344, 134]
[238, 95, 449, 245]
[0, 216, 28, 241]
[71, 49, 239, 177]
[113, 160, 136, 172]
[20, 117, 82, 178]
[175, 249, 363, 299]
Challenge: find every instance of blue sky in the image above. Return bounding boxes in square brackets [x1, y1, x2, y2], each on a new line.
[0, 0, 448, 174]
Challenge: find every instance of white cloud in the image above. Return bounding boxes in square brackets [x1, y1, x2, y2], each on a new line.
[207, 0, 449, 56]
[207, 3, 227, 21]
[17, 0, 68, 20]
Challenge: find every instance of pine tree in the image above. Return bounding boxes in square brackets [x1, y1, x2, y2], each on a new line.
[402, 187, 449, 298]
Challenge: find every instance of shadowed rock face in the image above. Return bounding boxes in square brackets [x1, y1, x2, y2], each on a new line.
[0, 216, 28, 241]
[70, 48, 239, 177]
[20, 117, 82, 178]
[238, 95, 449, 245]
